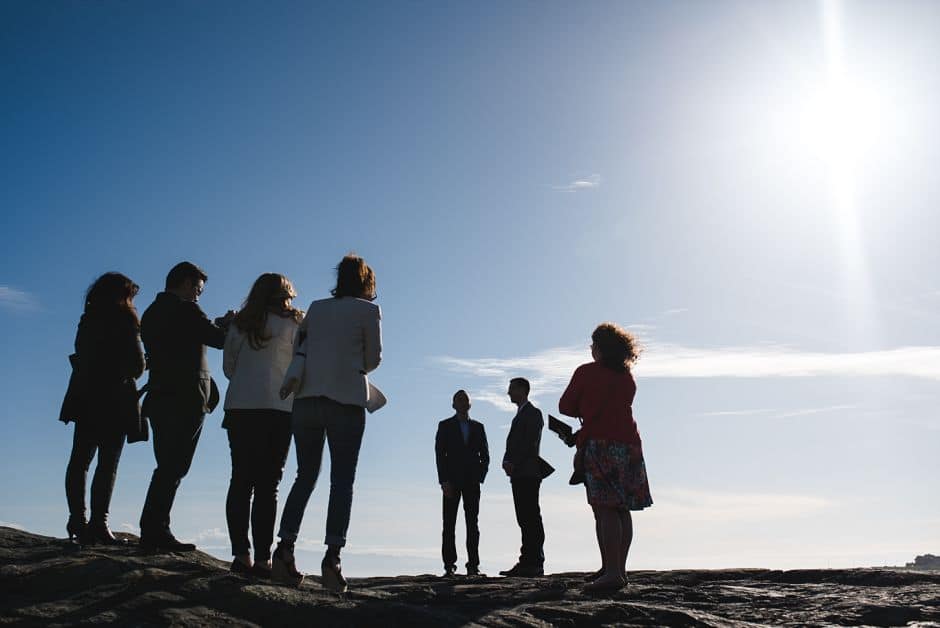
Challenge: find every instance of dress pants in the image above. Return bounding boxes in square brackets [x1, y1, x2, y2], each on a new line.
[224, 409, 293, 560]
[139, 411, 204, 536]
[278, 396, 365, 547]
[65, 419, 125, 522]
[511, 478, 545, 566]
[442, 483, 481, 570]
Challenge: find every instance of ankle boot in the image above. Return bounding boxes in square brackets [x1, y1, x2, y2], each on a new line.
[321, 551, 347, 593]
[88, 516, 127, 545]
[66, 516, 87, 543]
[272, 541, 304, 587]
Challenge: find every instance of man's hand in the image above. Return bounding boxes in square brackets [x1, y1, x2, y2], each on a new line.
[279, 376, 300, 400]
[441, 482, 456, 499]
[502, 461, 513, 476]
[215, 310, 237, 327]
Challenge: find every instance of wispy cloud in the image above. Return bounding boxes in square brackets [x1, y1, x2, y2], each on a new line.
[701, 404, 858, 420]
[0, 286, 40, 312]
[437, 342, 940, 410]
[552, 173, 601, 192]
[0, 520, 26, 531]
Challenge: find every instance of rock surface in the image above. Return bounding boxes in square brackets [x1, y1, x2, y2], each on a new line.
[1, 527, 938, 627]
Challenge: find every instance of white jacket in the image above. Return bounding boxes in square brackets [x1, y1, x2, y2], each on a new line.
[223, 314, 300, 412]
[284, 297, 382, 407]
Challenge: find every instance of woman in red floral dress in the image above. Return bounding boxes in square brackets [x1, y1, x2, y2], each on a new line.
[559, 322, 652, 591]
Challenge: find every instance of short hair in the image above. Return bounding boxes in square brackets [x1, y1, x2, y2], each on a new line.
[331, 254, 376, 300]
[453, 389, 470, 403]
[509, 377, 530, 395]
[166, 261, 208, 291]
[592, 322, 642, 372]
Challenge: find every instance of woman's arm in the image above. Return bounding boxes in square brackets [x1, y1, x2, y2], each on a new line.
[558, 367, 583, 418]
[222, 325, 244, 380]
[280, 311, 308, 398]
[362, 305, 382, 373]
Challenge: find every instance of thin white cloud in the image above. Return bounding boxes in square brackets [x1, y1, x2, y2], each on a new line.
[437, 342, 940, 411]
[552, 173, 601, 192]
[662, 308, 688, 316]
[773, 404, 857, 419]
[0, 520, 26, 531]
[701, 404, 857, 419]
[701, 409, 776, 417]
[0, 286, 40, 312]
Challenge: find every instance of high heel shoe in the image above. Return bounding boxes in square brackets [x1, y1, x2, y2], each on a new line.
[321, 554, 348, 593]
[66, 517, 87, 544]
[271, 542, 304, 587]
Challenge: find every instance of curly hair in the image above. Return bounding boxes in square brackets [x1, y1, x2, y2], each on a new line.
[233, 273, 304, 350]
[592, 322, 642, 373]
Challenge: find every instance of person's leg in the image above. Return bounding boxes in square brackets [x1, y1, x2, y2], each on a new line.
[322, 401, 366, 551]
[462, 483, 481, 571]
[618, 509, 633, 579]
[139, 412, 204, 538]
[277, 399, 326, 544]
[530, 480, 545, 566]
[514, 478, 544, 567]
[225, 412, 255, 565]
[587, 505, 623, 588]
[441, 486, 460, 572]
[251, 410, 292, 565]
[88, 425, 126, 531]
[510, 479, 527, 565]
[65, 421, 98, 532]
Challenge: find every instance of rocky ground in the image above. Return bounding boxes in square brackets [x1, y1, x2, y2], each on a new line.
[1, 527, 938, 627]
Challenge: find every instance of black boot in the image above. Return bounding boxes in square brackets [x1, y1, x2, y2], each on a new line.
[88, 515, 127, 545]
[66, 516, 87, 544]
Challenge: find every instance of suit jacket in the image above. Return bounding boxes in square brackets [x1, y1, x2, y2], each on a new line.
[435, 416, 490, 486]
[283, 296, 382, 408]
[140, 291, 226, 417]
[503, 402, 552, 480]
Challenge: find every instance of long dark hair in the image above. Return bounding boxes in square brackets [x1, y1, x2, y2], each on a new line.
[84, 272, 140, 327]
[331, 254, 376, 300]
[592, 322, 642, 373]
[233, 273, 304, 350]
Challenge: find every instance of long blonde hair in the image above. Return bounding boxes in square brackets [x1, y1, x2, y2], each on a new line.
[233, 273, 304, 350]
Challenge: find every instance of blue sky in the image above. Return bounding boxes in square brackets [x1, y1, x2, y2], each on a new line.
[2, 0, 938, 575]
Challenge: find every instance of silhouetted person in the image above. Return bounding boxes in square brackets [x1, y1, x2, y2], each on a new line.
[138, 262, 234, 552]
[559, 323, 652, 592]
[499, 377, 551, 577]
[60, 273, 146, 545]
[222, 273, 303, 578]
[273, 254, 382, 592]
[435, 390, 490, 576]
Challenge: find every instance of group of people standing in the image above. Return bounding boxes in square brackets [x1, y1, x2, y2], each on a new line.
[60, 253, 652, 594]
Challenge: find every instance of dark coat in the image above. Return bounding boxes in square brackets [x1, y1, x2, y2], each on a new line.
[59, 308, 147, 439]
[435, 416, 490, 486]
[140, 292, 226, 417]
[503, 402, 554, 480]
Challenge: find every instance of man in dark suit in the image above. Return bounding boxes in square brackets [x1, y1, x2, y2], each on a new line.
[138, 261, 234, 551]
[435, 390, 490, 577]
[499, 377, 552, 577]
